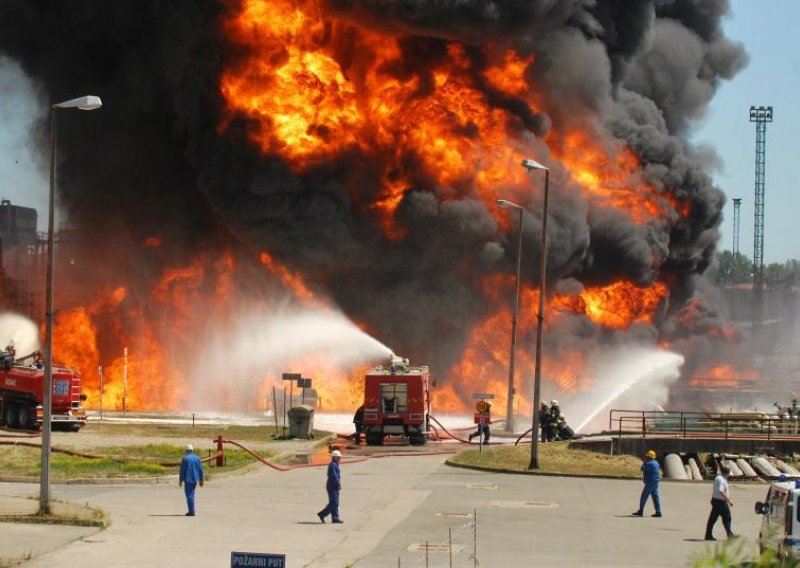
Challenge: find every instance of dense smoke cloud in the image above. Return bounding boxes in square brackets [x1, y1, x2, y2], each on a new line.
[0, 0, 748, 407]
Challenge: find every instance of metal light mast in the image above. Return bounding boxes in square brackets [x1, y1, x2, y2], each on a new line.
[749, 105, 772, 331]
[732, 198, 742, 266]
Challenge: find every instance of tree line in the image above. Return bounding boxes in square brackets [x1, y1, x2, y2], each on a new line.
[708, 251, 800, 288]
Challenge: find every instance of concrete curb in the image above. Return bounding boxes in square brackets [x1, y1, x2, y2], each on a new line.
[0, 449, 293, 486]
[444, 459, 640, 480]
[444, 460, 769, 484]
[0, 474, 179, 485]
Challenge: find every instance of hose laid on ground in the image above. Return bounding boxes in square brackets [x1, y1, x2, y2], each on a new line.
[427, 415, 511, 445]
[0, 427, 41, 438]
[515, 428, 534, 445]
[0, 439, 220, 467]
[330, 416, 508, 445]
[218, 437, 459, 472]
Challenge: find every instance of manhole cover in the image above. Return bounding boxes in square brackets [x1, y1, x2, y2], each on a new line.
[489, 500, 559, 509]
[408, 543, 463, 553]
[435, 512, 473, 518]
[466, 483, 498, 490]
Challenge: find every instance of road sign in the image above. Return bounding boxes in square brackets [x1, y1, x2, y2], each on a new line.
[282, 373, 301, 382]
[474, 412, 491, 425]
[298, 378, 312, 388]
[231, 552, 285, 567]
[475, 400, 491, 413]
[472, 393, 495, 400]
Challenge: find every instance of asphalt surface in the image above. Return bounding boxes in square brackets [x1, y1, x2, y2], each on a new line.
[0, 452, 767, 567]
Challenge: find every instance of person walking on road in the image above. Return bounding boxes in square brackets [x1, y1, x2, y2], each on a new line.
[705, 464, 736, 540]
[179, 444, 204, 516]
[318, 449, 343, 524]
[632, 450, 662, 517]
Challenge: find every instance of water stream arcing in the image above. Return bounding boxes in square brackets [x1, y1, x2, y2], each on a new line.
[569, 347, 685, 433]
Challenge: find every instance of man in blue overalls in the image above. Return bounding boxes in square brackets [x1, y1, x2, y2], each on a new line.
[318, 449, 343, 523]
[179, 444, 204, 516]
[632, 450, 662, 517]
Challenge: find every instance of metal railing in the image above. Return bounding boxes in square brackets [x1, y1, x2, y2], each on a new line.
[608, 409, 800, 440]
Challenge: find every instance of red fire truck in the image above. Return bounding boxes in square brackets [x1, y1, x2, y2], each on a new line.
[360, 355, 432, 446]
[0, 346, 87, 431]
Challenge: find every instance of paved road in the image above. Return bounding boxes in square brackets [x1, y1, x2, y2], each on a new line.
[0, 454, 765, 567]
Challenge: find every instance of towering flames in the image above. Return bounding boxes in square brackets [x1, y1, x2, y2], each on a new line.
[0, 1, 748, 414]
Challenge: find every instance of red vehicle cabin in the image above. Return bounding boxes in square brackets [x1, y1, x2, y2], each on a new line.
[361, 356, 432, 446]
[0, 347, 86, 431]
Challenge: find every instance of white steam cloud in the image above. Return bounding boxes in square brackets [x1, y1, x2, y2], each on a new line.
[0, 312, 40, 356]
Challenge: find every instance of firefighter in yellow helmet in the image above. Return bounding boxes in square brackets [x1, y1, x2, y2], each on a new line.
[632, 450, 662, 517]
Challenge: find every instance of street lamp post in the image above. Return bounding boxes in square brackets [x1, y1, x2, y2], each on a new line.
[40, 95, 102, 515]
[521, 158, 549, 470]
[497, 199, 524, 434]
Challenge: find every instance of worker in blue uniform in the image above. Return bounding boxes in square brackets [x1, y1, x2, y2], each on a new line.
[179, 444, 204, 516]
[317, 449, 343, 523]
[632, 450, 662, 517]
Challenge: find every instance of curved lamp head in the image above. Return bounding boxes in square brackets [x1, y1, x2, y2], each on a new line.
[497, 199, 522, 210]
[521, 158, 548, 171]
[53, 95, 102, 111]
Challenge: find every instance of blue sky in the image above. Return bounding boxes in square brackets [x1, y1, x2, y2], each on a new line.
[691, 0, 800, 264]
[0, 1, 796, 263]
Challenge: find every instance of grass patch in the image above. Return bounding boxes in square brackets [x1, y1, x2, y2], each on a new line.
[448, 442, 642, 477]
[80, 422, 330, 441]
[0, 444, 268, 479]
[0, 496, 109, 528]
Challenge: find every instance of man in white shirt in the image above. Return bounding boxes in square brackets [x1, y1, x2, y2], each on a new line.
[705, 463, 735, 540]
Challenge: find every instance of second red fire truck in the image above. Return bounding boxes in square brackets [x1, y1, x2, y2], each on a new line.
[0, 344, 86, 431]
[359, 355, 433, 446]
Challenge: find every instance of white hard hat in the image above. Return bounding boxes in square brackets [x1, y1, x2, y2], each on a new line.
[550, 400, 559, 406]
[185, 444, 193, 451]
[331, 450, 342, 457]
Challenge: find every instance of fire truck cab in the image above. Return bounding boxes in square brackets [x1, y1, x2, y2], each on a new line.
[0, 346, 86, 431]
[361, 356, 432, 446]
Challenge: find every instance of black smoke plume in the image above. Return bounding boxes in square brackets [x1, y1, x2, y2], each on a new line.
[0, 0, 748, 406]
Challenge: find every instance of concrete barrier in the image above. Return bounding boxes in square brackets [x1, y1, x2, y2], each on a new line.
[723, 459, 743, 477]
[752, 457, 782, 478]
[664, 453, 688, 480]
[688, 458, 703, 480]
[771, 458, 800, 476]
[736, 458, 758, 478]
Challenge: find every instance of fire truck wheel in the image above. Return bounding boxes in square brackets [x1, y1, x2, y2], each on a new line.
[3, 403, 18, 428]
[365, 434, 383, 446]
[409, 434, 427, 446]
[17, 405, 34, 430]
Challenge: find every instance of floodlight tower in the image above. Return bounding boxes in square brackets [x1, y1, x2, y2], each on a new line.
[732, 198, 742, 266]
[749, 105, 772, 331]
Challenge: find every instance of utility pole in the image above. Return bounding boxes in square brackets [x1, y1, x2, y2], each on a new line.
[749, 105, 773, 335]
[123, 347, 128, 412]
[732, 198, 742, 284]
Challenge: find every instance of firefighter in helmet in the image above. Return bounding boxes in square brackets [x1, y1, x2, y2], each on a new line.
[548, 400, 562, 442]
[352, 405, 365, 444]
[468, 400, 491, 444]
[539, 402, 550, 442]
[0, 341, 15, 371]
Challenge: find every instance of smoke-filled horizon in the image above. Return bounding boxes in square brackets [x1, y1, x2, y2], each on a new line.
[0, 0, 753, 413]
